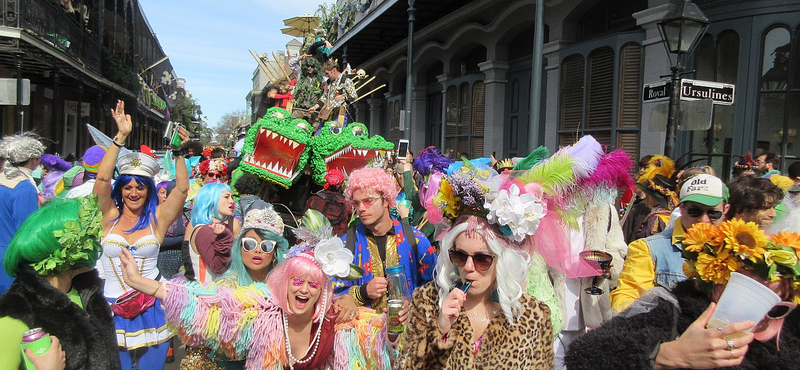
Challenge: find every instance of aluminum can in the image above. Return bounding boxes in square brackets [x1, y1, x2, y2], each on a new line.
[20, 328, 51, 370]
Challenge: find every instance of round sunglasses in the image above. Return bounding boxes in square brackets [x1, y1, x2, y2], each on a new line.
[241, 237, 276, 253]
[448, 248, 496, 272]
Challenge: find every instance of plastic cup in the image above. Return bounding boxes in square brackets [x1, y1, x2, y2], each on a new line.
[709, 272, 781, 333]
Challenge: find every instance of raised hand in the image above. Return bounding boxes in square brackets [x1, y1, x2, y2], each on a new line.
[110, 100, 132, 140]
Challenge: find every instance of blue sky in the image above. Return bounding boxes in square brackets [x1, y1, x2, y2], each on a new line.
[138, 0, 323, 128]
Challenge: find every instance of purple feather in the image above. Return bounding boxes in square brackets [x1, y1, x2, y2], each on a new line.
[412, 146, 454, 177]
[566, 135, 603, 180]
[580, 149, 634, 190]
[40, 154, 72, 172]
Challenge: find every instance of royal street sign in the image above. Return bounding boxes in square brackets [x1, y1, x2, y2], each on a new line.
[642, 79, 735, 105]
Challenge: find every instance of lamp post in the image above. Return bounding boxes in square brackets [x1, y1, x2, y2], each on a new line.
[657, 0, 709, 158]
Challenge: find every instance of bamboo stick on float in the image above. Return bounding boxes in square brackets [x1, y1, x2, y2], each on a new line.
[354, 76, 376, 92]
[259, 53, 284, 82]
[351, 84, 386, 104]
[272, 51, 290, 80]
[249, 50, 278, 82]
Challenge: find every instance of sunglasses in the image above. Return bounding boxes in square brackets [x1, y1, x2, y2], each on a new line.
[351, 195, 381, 209]
[686, 207, 724, 220]
[448, 248, 496, 272]
[206, 172, 224, 179]
[291, 276, 321, 289]
[241, 237, 276, 253]
[766, 301, 797, 320]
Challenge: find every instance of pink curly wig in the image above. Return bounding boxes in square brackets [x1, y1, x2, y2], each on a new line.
[267, 256, 332, 322]
[344, 167, 398, 209]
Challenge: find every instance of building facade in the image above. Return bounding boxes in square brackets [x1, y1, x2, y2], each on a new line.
[329, 0, 800, 178]
[0, 0, 180, 157]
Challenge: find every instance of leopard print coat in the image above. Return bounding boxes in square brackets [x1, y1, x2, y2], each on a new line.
[397, 282, 554, 369]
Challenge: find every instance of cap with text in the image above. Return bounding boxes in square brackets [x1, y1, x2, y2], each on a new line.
[679, 174, 728, 206]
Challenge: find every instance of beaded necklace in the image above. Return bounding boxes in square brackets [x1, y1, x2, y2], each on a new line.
[283, 285, 327, 370]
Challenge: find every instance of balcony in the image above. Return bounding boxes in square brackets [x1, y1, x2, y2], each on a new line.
[1, 0, 101, 72]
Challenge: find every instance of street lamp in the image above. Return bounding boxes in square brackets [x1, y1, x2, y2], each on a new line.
[657, 0, 709, 158]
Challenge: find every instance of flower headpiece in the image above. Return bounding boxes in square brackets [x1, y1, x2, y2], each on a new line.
[199, 158, 228, 176]
[32, 195, 104, 276]
[290, 209, 364, 280]
[682, 219, 800, 297]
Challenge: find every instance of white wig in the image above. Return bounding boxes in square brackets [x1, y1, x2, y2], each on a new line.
[0, 133, 45, 165]
[435, 219, 531, 325]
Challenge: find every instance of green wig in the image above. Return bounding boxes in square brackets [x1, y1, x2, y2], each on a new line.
[4, 196, 103, 277]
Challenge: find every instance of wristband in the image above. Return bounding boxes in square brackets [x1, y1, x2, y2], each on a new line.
[172, 148, 187, 157]
[112, 140, 124, 148]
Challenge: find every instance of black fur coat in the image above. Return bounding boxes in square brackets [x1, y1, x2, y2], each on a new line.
[565, 280, 800, 369]
[0, 266, 121, 370]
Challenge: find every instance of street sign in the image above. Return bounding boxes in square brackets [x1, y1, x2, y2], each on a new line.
[680, 79, 735, 105]
[642, 80, 670, 103]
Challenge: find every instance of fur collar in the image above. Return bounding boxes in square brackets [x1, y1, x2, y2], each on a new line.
[0, 266, 121, 370]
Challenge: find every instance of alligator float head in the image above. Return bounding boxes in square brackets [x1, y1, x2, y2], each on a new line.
[309, 121, 394, 184]
[239, 107, 312, 188]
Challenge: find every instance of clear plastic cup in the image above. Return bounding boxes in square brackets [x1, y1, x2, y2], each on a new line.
[709, 272, 781, 333]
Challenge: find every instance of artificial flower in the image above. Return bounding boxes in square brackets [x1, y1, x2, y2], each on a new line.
[695, 249, 741, 285]
[485, 184, 546, 242]
[772, 231, 800, 252]
[434, 178, 458, 219]
[682, 261, 698, 279]
[764, 249, 798, 268]
[683, 222, 721, 252]
[719, 219, 768, 263]
[314, 237, 353, 278]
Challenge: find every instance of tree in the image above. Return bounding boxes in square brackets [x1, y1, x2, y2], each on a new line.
[213, 109, 248, 148]
[173, 94, 206, 138]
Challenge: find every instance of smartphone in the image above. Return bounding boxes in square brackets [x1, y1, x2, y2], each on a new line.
[397, 139, 409, 160]
[164, 121, 183, 149]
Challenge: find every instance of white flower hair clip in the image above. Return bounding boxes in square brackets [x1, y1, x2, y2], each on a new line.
[485, 184, 547, 242]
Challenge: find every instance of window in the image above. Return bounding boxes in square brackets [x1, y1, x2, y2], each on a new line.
[558, 42, 642, 160]
[384, 96, 403, 143]
[756, 26, 799, 169]
[691, 31, 739, 179]
[444, 80, 485, 159]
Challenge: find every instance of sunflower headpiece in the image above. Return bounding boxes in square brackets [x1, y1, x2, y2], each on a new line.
[681, 219, 800, 299]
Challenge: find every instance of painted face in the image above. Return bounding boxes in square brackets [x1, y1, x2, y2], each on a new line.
[350, 189, 386, 227]
[680, 201, 727, 229]
[288, 275, 322, 316]
[157, 188, 168, 204]
[451, 231, 497, 298]
[217, 191, 235, 218]
[121, 178, 149, 211]
[240, 229, 276, 277]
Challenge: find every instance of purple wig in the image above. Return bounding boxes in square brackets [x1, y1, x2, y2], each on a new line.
[412, 146, 454, 177]
[40, 154, 72, 173]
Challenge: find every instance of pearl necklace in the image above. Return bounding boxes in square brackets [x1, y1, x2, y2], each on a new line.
[283, 286, 327, 369]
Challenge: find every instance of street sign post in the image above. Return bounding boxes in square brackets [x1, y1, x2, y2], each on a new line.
[643, 79, 735, 105]
[642, 79, 671, 103]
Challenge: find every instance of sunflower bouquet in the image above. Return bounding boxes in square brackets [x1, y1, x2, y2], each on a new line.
[681, 219, 800, 292]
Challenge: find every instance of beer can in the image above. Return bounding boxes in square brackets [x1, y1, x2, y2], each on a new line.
[387, 299, 405, 334]
[20, 328, 51, 370]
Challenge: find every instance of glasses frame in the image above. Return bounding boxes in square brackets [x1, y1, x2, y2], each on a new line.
[291, 276, 321, 289]
[241, 237, 277, 253]
[448, 248, 496, 272]
[686, 206, 724, 220]
[206, 172, 224, 179]
[351, 195, 382, 209]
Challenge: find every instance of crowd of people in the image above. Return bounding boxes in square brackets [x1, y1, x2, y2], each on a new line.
[0, 98, 799, 370]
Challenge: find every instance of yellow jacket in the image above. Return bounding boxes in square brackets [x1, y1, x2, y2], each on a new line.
[610, 219, 687, 313]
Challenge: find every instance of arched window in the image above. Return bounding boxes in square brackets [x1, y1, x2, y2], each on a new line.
[691, 31, 740, 179]
[756, 27, 794, 167]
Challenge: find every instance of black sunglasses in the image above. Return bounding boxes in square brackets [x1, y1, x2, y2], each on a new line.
[686, 207, 723, 220]
[448, 249, 496, 272]
[241, 237, 276, 253]
[206, 172, 223, 179]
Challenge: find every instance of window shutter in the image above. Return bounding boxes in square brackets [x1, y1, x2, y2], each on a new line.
[586, 47, 614, 129]
[561, 55, 585, 132]
[617, 43, 642, 128]
[616, 132, 640, 167]
[459, 83, 470, 135]
[446, 86, 458, 136]
[471, 81, 486, 157]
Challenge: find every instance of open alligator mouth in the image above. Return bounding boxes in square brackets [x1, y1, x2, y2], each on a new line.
[242, 127, 305, 180]
[324, 145, 389, 178]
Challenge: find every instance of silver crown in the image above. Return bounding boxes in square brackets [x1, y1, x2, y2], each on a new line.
[117, 152, 160, 178]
